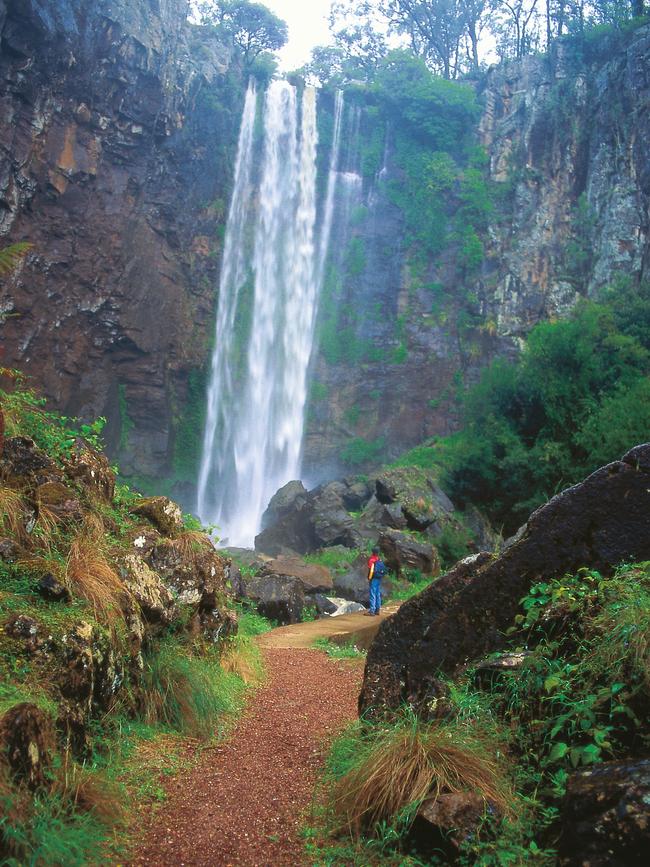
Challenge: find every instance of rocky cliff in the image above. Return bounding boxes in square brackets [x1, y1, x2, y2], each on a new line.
[303, 29, 650, 481]
[0, 0, 243, 484]
[1, 7, 649, 492]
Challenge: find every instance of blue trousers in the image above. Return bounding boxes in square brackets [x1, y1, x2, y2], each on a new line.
[369, 578, 382, 614]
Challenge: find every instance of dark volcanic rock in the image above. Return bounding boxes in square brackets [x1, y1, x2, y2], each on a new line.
[378, 529, 439, 577]
[360, 445, 650, 717]
[258, 557, 333, 594]
[243, 573, 305, 625]
[0, 0, 241, 478]
[410, 792, 491, 859]
[0, 437, 60, 487]
[558, 759, 650, 866]
[306, 593, 338, 616]
[260, 481, 309, 530]
[0, 703, 55, 791]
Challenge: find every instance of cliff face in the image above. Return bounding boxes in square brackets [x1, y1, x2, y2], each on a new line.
[2, 5, 649, 491]
[302, 28, 650, 480]
[0, 0, 243, 479]
[478, 32, 650, 338]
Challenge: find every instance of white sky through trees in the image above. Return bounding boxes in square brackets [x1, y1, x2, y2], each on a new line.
[261, 0, 333, 69]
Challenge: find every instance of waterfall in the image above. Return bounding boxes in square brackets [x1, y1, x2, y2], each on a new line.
[197, 81, 337, 548]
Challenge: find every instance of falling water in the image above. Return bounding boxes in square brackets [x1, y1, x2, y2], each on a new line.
[197, 81, 337, 547]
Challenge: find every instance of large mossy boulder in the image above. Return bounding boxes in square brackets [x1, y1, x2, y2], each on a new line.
[360, 444, 650, 718]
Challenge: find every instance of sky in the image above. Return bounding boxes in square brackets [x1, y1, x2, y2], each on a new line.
[262, 0, 333, 70]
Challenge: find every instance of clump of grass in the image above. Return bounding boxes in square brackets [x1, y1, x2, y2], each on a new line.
[305, 547, 359, 575]
[220, 609, 269, 686]
[0, 485, 26, 542]
[65, 516, 125, 623]
[328, 712, 513, 838]
[313, 637, 367, 660]
[140, 640, 245, 739]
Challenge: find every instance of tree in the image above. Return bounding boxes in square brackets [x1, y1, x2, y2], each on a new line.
[328, 1, 389, 75]
[195, 1, 288, 65]
[386, 0, 466, 78]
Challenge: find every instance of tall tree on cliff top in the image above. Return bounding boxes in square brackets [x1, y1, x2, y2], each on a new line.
[195, 0, 288, 65]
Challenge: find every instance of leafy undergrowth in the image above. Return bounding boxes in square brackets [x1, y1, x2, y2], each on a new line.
[309, 562, 650, 864]
[0, 371, 271, 864]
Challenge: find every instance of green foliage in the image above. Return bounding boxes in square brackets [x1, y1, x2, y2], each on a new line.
[172, 367, 208, 482]
[441, 282, 650, 531]
[0, 792, 115, 867]
[304, 547, 359, 575]
[1, 371, 105, 460]
[435, 522, 473, 571]
[117, 383, 134, 452]
[313, 637, 367, 660]
[340, 436, 386, 467]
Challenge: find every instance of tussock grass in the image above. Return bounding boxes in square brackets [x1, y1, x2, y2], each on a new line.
[65, 516, 125, 623]
[141, 640, 246, 739]
[0, 485, 26, 541]
[328, 713, 513, 838]
[169, 530, 214, 558]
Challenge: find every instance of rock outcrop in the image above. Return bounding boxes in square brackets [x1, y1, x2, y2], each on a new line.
[255, 471, 463, 558]
[0, 0, 242, 482]
[359, 444, 650, 717]
[558, 759, 650, 866]
[0, 432, 235, 752]
[303, 27, 650, 478]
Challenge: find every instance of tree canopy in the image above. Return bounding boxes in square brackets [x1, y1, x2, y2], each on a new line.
[195, 1, 288, 65]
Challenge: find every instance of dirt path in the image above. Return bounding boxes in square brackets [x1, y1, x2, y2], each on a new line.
[131, 609, 394, 866]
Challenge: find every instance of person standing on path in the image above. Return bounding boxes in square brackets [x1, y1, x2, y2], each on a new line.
[366, 547, 385, 616]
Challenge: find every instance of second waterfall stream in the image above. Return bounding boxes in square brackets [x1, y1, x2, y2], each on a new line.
[197, 81, 343, 546]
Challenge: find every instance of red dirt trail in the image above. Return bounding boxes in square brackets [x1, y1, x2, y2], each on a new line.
[131, 646, 363, 866]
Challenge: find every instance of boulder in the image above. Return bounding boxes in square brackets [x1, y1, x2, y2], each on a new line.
[0, 703, 55, 791]
[260, 480, 309, 529]
[243, 573, 305, 625]
[378, 529, 440, 577]
[375, 467, 454, 531]
[341, 476, 373, 511]
[472, 651, 534, 687]
[360, 445, 650, 718]
[62, 438, 116, 503]
[58, 621, 124, 728]
[356, 496, 408, 538]
[147, 542, 227, 609]
[409, 792, 491, 859]
[37, 571, 72, 603]
[3, 614, 43, 654]
[255, 494, 317, 555]
[306, 593, 339, 616]
[0, 436, 60, 488]
[258, 556, 333, 594]
[333, 555, 371, 604]
[130, 496, 184, 537]
[117, 554, 176, 624]
[35, 480, 83, 522]
[126, 525, 163, 557]
[558, 759, 650, 866]
[332, 600, 367, 616]
[310, 483, 362, 549]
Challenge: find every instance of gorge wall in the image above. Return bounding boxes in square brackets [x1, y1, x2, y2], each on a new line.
[1, 2, 649, 496]
[0, 0, 243, 488]
[303, 29, 650, 481]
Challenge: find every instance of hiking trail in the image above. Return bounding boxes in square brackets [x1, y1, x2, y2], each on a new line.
[131, 607, 396, 866]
